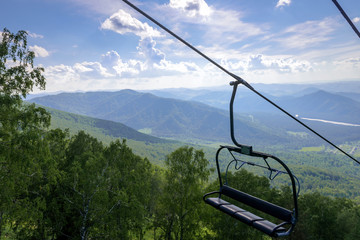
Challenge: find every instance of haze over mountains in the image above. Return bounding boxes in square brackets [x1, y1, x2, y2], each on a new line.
[145, 81, 360, 122]
[29, 90, 286, 146]
[28, 81, 360, 147]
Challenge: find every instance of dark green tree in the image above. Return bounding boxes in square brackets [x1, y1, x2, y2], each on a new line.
[55, 132, 155, 240]
[0, 28, 52, 239]
[291, 193, 359, 240]
[156, 146, 211, 240]
[101, 138, 154, 240]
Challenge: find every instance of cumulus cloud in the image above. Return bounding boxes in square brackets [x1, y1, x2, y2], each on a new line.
[101, 9, 163, 39]
[221, 54, 313, 75]
[73, 61, 113, 78]
[168, 0, 212, 18]
[353, 17, 360, 23]
[29, 45, 50, 57]
[69, 51, 145, 79]
[43, 40, 202, 92]
[276, 0, 291, 8]
[154, 60, 200, 73]
[44, 64, 79, 88]
[101, 50, 143, 76]
[137, 37, 166, 66]
[261, 55, 312, 73]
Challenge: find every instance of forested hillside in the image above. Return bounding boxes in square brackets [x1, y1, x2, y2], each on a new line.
[29, 87, 360, 147]
[41, 103, 360, 199]
[29, 90, 299, 146]
[47, 106, 190, 166]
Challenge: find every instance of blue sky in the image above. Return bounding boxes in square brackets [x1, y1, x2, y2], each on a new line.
[1, 0, 360, 93]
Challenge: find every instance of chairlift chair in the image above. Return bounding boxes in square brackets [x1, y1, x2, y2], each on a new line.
[203, 80, 299, 237]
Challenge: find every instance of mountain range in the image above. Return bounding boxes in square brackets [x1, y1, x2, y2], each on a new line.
[30, 90, 294, 146]
[145, 83, 360, 123]
[28, 82, 360, 147]
[25, 83, 360, 200]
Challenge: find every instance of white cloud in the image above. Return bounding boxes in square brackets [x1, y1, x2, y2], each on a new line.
[27, 31, 44, 39]
[272, 18, 337, 49]
[353, 17, 360, 23]
[259, 55, 313, 73]
[101, 50, 143, 76]
[276, 0, 291, 8]
[136, 37, 201, 74]
[64, 0, 125, 15]
[46, 64, 76, 76]
[154, 59, 200, 73]
[160, 1, 264, 45]
[101, 9, 163, 39]
[44, 64, 79, 90]
[73, 61, 113, 78]
[204, 9, 264, 44]
[334, 57, 360, 69]
[222, 54, 312, 75]
[29, 45, 50, 57]
[137, 37, 166, 66]
[70, 54, 144, 79]
[168, 0, 212, 18]
[42, 41, 204, 92]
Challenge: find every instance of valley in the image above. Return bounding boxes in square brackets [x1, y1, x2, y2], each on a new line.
[27, 82, 360, 200]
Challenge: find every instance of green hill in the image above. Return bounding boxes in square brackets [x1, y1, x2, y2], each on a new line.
[46, 107, 189, 165]
[48, 107, 173, 144]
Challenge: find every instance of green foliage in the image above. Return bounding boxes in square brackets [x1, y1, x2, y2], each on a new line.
[291, 193, 360, 240]
[0, 28, 51, 239]
[300, 146, 324, 152]
[46, 103, 360, 200]
[154, 147, 211, 240]
[0, 28, 45, 97]
[35, 131, 157, 240]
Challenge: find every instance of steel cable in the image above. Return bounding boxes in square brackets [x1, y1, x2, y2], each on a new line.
[122, 0, 360, 165]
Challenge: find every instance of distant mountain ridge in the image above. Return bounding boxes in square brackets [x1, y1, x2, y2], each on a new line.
[282, 90, 360, 123]
[29, 90, 297, 146]
[147, 87, 360, 124]
[29, 87, 360, 146]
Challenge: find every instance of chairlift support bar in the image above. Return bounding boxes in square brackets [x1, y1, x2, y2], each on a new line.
[122, 0, 360, 165]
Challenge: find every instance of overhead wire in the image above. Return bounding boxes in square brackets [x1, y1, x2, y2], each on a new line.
[331, 0, 360, 38]
[122, 0, 360, 165]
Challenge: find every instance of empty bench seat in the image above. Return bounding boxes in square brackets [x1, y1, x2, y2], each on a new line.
[204, 197, 287, 236]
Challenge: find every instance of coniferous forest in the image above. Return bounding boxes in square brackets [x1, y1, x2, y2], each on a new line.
[1, 29, 360, 240]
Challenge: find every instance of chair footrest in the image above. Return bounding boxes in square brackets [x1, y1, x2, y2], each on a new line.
[205, 198, 287, 236]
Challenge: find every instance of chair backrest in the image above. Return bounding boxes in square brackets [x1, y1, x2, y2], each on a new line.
[221, 185, 293, 223]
